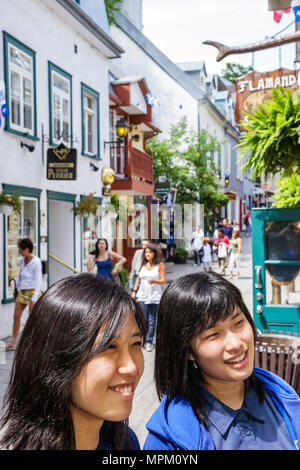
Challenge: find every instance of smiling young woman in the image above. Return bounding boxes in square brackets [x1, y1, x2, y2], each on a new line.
[144, 272, 300, 451]
[0, 273, 146, 450]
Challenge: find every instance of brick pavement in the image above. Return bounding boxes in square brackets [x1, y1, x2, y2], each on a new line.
[0, 234, 253, 447]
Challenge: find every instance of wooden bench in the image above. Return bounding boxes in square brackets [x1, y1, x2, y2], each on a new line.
[254, 332, 300, 395]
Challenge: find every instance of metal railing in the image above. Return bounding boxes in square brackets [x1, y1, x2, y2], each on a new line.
[49, 253, 79, 273]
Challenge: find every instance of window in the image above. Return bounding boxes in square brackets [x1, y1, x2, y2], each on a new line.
[2, 185, 41, 303]
[49, 62, 72, 145]
[81, 83, 100, 159]
[3, 32, 37, 139]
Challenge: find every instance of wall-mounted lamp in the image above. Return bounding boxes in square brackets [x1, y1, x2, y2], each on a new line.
[132, 134, 140, 142]
[20, 141, 35, 152]
[104, 117, 129, 148]
[90, 162, 99, 172]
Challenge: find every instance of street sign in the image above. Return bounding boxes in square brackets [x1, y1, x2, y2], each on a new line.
[47, 143, 77, 180]
[155, 180, 171, 196]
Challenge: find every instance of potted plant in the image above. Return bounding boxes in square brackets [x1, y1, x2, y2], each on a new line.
[174, 247, 189, 264]
[73, 193, 99, 218]
[238, 86, 300, 207]
[0, 190, 21, 215]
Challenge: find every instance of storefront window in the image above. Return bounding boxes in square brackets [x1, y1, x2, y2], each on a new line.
[5, 197, 38, 300]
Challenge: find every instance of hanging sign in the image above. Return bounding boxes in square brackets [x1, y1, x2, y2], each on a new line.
[47, 143, 77, 180]
[234, 68, 300, 127]
[0, 80, 9, 129]
[155, 180, 171, 196]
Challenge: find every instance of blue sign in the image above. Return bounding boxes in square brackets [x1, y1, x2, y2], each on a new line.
[0, 81, 9, 128]
[293, 5, 300, 21]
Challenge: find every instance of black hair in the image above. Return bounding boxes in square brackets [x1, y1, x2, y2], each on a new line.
[89, 238, 108, 256]
[18, 238, 33, 253]
[142, 242, 162, 266]
[0, 273, 147, 450]
[154, 272, 265, 428]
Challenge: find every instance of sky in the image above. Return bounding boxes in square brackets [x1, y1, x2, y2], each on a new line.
[142, 0, 297, 77]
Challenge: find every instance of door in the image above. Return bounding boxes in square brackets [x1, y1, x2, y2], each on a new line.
[252, 208, 300, 335]
[48, 193, 76, 286]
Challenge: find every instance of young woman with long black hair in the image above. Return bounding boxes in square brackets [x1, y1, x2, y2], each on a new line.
[144, 272, 300, 450]
[0, 273, 146, 450]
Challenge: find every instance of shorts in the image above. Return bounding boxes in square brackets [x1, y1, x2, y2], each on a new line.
[15, 289, 35, 305]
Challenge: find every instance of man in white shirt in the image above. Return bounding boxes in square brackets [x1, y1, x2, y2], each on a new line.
[129, 239, 149, 289]
[192, 226, 204, 267]
[5, 238, 42, 350]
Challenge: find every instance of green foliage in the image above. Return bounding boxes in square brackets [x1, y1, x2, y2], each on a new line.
[146, 117, 229, 220]
[175, 247, 189, 263]
[0, 190, 21, 214]
[118, 268, 129, 286]
[238, 87, 300, 179]
[272, 173, 300, 208]
[221, 63, 253, 82]
[104, 0, 123, 25]
[73, 193, 98, 218]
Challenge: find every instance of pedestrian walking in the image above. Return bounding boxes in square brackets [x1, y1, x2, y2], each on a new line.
[222, 218, 233, 240]
[0, 273, 146, 450]
[245, 211, 252, 236]
[131, 243, 166, 352]
[143, 272, 300, 450]
[202, 238, 212, 272]
[232, 220, 240, 232]
[213, 228, 230, 276]
[129, 239, 149, 290]
[191, 225, 204, 267]
[4, 238, 42, 351]
[88, 238, 126, 282]
[229, 230, 242, 279]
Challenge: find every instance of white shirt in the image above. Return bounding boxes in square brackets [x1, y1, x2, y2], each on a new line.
[137, 265, 162, 304]
[16, 256, 42, 301]
[202, 244, 212, 263]
[129, 249, 144, 279]
[192, 229, 204, 250]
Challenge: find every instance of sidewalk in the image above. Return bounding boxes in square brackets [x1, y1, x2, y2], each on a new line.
[129, 233, 253, 446]
[0, 235, 253, 447]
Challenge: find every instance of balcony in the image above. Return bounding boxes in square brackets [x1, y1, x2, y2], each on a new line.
[110, 144, 154, 195]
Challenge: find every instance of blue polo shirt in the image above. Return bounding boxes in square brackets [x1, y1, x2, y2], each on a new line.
[200, 382, 295, 450]
[222, 225, 233, 239]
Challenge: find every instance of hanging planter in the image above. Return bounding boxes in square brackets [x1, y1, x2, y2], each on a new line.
[0, 191, 21, 215]
[73, 193, 99, 218]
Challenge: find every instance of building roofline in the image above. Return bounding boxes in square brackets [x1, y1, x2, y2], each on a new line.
[114, 12, 204, 100]
[56, 0, 124, 58]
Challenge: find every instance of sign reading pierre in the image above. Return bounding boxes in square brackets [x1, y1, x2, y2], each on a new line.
[47, 143, 77, 180]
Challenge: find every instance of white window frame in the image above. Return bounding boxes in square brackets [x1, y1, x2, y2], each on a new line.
[51, 70, 71, 145]
[83, 91, 97, 156]
[8, 43, 34, 134]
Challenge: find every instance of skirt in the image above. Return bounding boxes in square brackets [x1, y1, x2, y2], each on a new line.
[15, 289, 35, 305]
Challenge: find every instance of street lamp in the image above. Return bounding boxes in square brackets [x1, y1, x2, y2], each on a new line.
[104, 117, 129, 148]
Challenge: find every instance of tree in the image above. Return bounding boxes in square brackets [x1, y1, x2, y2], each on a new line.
[146, 117, 229, 226]
[104, 0, 123, 26]
[221, 62, 253, 82]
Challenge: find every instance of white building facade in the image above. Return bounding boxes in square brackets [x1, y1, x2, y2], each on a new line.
[0, 0, 123, 338]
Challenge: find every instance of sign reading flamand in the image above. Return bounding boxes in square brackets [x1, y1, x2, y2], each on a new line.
[235, 68, 300, 126]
